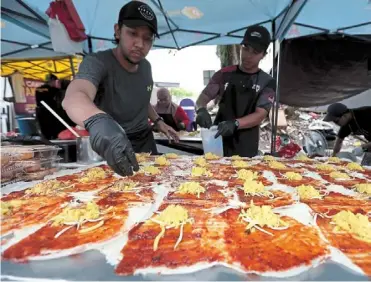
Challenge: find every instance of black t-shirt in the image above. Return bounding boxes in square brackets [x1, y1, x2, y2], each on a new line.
[338, 107, 371, 141]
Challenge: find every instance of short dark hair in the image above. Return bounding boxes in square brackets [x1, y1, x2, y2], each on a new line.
[46, 73, 58, 82]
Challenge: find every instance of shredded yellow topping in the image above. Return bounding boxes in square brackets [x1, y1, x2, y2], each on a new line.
[155, 156, 170, 166]
[231, 155, 242, 160]
[136, 153, 150, 163]
[177, 182, 206, 198]
[329, 171, 350, 179]
[315, 164, 335, 171]
[237, 169, 259, 181]
[263, 155, 276, 161]
[165, 153, 178, 159]
[284, 172, 303, 181]
[191, 166, 212, 177]
[1, 200, 24, 216]
[328, 157, 341, 163]
[80, 167, 107, 183]
[331, 210, 371, 243]
[296, 154, 311, 161]
[111, 180, 137, 192]
[52, 202, 101, 227]
[141, 166, 161, 175]
[346, 162, 364, 172]
[232, 160, 249, 168]
[151, 205, 194, 251]
[25, 180, 71, 195]
[204, 152, 220, 160]
[194, 157, 208, 167]
[353, 183, 371, 196]
[297, 185, 322, 200]
[242, 179, 272, 197]
[238, 201, 288, 235]
[269, 161, 287, 170]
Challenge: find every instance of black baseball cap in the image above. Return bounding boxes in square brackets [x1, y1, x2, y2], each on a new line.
[241, 25, 271, 53]
[323, 103, 348, 122]
[118, 1, 159, 37]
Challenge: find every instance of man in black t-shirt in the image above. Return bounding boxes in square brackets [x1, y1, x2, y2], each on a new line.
[324, 103, 371, 164]
[195, 25, 275, 157]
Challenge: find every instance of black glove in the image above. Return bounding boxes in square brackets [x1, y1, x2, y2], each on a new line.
[84, 113, 139, 176]
[196, 108, 212, 129]
[215, 120, 237, 138]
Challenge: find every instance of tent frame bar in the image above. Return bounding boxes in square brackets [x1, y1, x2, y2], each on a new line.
[15, 0, 47, 24]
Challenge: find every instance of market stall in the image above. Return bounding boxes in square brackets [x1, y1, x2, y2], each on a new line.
[1, 153, 371, 280]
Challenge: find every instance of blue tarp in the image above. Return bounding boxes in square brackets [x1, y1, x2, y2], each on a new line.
[287, 0, 371, 40]
[3, 0, 301, 54]
[1, 0, 68, 59]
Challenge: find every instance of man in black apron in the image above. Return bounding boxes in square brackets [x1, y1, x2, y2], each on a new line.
[195, 25, 275, 157]
[62, 1, 178, 176]
[324, 103, 371, 166]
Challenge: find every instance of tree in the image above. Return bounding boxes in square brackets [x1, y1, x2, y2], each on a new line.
[216, 45, 241, 68]
[169, 87, 194, 98]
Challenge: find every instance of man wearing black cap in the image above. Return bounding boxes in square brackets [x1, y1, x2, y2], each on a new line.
[195, 25, 275, 157]
[324, 103, 371, 165]
[63, 1, 178, 176]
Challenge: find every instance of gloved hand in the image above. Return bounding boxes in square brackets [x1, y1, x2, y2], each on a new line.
[196, 108, 212, 129]
[215, 120, 237, 138]
[84, 113, 139, 176]
[352, 146, 365, 156]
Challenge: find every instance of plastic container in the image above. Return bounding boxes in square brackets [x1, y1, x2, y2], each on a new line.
[201, 126, 224, 157]
[1, 145, 61, 160]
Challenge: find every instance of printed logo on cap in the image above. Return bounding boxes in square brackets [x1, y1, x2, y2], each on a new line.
[251, 31, 262, 38]
[138, 4, 155, 20]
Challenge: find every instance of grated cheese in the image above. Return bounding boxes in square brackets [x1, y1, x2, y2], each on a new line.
[346, 162, 364, 172]
[80, 167, 107, 183]
[297, 185, 323, 200]
[263, 155, 276, 161]
[231, 155, 242, 160]
[1, 200, 24, 216]
[237, 169, 259, 181]
[165, 153, 178, 159]
[191, 166, 212, 177]
[177, 182, 206, 198]
[238, 201, 288, 236]
[269, 161, 287, 170]
[111, 180, 137, 192]
[232, 160, 249, 168]
[353, 183, 371, 196]
[204, 152, 220, 160]
[328, 157, 341, 163]
[329, 171, 350, 180]
[284, 172, 303, 181]
[242, 179, 272, 198]
[151, 205, 194, 251]
[315, 164, 335, 171]
[155, 156, 170, 166]
[331, 210, 371, 243]
[296, 154, 311, 161]
[136, 153, 150, 163]
[25, 180, 72, 195]
[194, 157, 208, 167]
[140, 166, 161, 175]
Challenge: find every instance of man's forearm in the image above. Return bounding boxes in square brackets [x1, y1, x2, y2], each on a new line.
[236, 110, 267, 130]
[332, 138, 343, 156]
[62, 92, 104, 127]
[148, 104, 160, 122]
[196, 93, 211, 109]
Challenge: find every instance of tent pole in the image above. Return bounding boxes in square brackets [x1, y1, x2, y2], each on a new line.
[88, 37, 93, 53]
[69, 57, 75, 77]
[272, 42, 282, 154]
[270, 20, 277, 154]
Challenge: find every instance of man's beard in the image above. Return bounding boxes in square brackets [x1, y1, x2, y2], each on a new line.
[121, 46, 140, 66]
